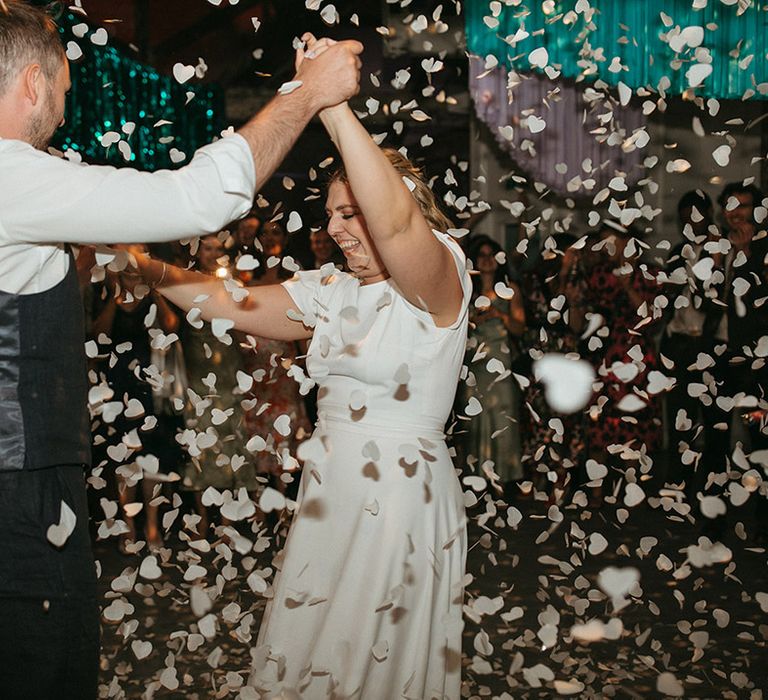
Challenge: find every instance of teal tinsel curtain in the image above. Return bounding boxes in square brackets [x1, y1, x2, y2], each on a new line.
[466, 0, 768, 100]
[53, 12, 224, 171]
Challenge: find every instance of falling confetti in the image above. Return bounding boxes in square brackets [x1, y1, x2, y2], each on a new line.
[51, 2, 768, 697]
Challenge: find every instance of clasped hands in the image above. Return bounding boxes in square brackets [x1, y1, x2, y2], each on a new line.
[292, 32, 363, 112]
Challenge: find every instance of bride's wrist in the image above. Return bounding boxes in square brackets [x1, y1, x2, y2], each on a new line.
[128, 253, 167, 288]
[150, 261, 168, 288]
[319, 102, 351, 128]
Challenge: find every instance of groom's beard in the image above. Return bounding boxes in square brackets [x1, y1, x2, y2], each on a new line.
[26, 90, 60, 151]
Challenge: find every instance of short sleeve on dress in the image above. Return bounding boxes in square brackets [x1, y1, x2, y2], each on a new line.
[281, 268, 324, 318]
[400, 230, 473, 330]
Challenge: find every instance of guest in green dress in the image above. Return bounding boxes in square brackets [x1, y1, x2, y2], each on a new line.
[459, 235, 526, 495]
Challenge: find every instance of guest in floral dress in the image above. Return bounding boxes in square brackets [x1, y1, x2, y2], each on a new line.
[583, 222, 663, 500]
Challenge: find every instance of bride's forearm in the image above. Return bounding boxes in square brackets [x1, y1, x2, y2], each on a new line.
[132, 254, 221, 317]
[132, 254, 312, 341]
[132, 254, 250, 328]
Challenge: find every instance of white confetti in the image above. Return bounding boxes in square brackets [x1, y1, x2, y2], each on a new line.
[686, 62, 713, 87]
[211, 318, 235, 338]
[624, 482, 646, 508]
[656, 672, 684, 697]
[533, 354, 595, 414]
[528, 47, 549, 68]
[172, 62, 195, 84]
[527, 115, 546, 133]
[278, 80, 303, 95]
[259, 487, 287, 513]
[712, 144, 731, 167]
[65, 41, 82, 61]
[287, 211, 302, 233]
[139, 555, 162, 580]
[598, 566, 639, 606]
[274, 414, 291, 437]
[465, 396, 483, 416]
[46, 500, 77, 548]
[588, 532, 608, 555]
[90, 27, 108, 46]
[319, 3, 339, 24]
[617, 81, 632, 106]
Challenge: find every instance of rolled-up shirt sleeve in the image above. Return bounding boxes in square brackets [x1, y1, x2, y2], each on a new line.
[0, 133, 256, 245]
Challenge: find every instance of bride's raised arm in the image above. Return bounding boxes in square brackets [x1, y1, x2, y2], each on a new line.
[307, 44, 463, 326]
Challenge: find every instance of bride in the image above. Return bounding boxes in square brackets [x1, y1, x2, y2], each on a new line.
[133, 33, 471, 699]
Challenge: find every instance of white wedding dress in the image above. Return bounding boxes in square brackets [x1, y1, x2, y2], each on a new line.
[249, 233, 471, 699]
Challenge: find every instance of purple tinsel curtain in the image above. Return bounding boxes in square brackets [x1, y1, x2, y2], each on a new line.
[470, 57, 647, 196]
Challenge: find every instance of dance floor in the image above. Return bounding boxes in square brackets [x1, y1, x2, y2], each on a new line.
[95, 481, 767, 699]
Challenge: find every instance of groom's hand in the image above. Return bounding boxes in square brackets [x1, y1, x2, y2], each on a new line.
[295, 34, 336, 71]
[295, 35, 363, 111]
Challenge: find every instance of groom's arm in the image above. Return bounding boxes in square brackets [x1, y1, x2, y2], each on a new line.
[0, 40, 362, 247]
[237, 39, 363, 192]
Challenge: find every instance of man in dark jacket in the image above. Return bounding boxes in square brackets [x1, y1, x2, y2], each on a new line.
[661, 190, 718, 472]
[698, 182, 768, 540]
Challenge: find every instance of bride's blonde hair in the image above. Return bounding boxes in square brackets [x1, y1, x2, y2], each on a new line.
[329, 148, 453, 233]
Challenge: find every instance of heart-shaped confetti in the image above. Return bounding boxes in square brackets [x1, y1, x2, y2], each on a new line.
[259, 487, 286, 513]
[319, 3, 339, 25]
[90, 27, 108, 45]
[528, 47, 549, 68]
[686, 62, 713, 87]
[527, 115, 546, 133]
[533, 354, 595, 413]
[46, 500, 77, 548]
[172, 62, 195, 84]
[65, 41, 83, 61]
[465, 396, 483, 416]
[139, 555, 162, 580]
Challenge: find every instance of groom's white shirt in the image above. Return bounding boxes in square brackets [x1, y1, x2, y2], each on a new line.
[0, 133, 256, 294]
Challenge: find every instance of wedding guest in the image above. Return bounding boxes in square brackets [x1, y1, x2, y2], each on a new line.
[459, 234, 525, 496]
[660, 191, 717, 480]
[697, 182, 768, 539]
[179, 235, 256, 535]
[91, 259, 180, 551]
[239, 223, 312, 492]
[520, 233, 587, 502]
[583, 222, 663, 503]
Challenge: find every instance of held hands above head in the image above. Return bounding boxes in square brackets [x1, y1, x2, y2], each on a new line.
[234, 33, 362, 193]
[294, 34, 336, 71]
[295, 33, 355, 117]
[297, 33, 463, 326]
[292, 34, 363, 112]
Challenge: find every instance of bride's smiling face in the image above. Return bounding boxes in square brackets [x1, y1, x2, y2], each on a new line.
[325, 180, 388, 284]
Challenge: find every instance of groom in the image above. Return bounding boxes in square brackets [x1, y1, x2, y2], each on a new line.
[0, 2, 362, 698]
